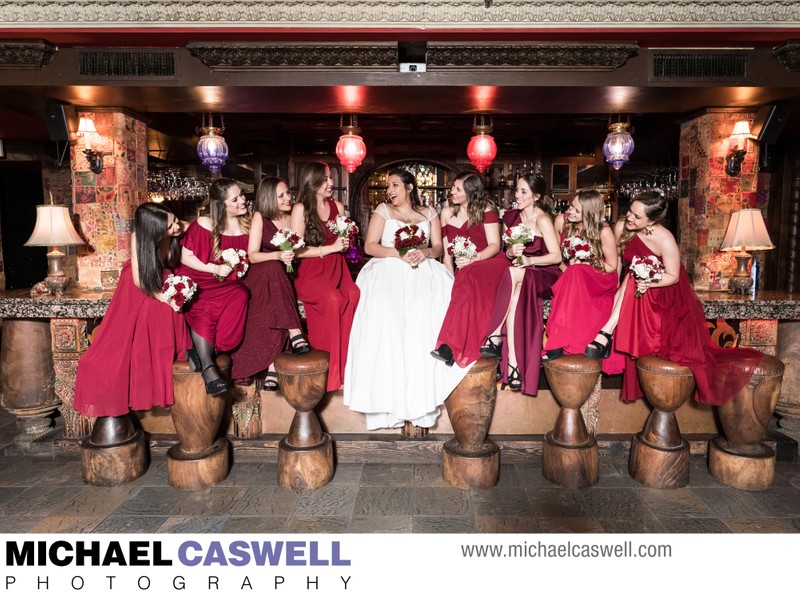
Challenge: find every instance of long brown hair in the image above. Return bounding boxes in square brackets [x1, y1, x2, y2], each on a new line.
[134, 203, 181, 295]
[298, 162, 330, 247]
[255, 176, 288, 221]
[619, 190, 669, 247]
[520, 172, 554, 217]
[451, 171, 495, 227]
[203, 178, 251, 260]
[387, 168, 423, 213]
[564, 189, 606, 271]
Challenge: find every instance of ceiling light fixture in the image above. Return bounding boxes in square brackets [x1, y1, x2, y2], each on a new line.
[196, 113, 229, 175]
[466, 114, 497, 173]
[335, 114, 367, 174]
[602, 116, 635, 170]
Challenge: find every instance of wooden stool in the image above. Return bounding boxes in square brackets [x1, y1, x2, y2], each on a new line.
[81, 415, 147, 486]
[629, 356, 694, 488]
[275, 350, 333, 492]
[442, 357, 500, 490]
[166, 355, 231, 491]
[709, 355, 785, 491]
[542, 355, 602, 488]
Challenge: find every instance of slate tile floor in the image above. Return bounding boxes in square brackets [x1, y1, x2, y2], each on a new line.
[0, 413, 799, 534]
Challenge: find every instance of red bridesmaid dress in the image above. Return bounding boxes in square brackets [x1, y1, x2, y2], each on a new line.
[615, 234, 763, 405]
[485, 209, 561, 394]
[435, 210, 510, 369]
[175, 221, 249, 352]
[231, 218, 303, 380]
[544, 230, 624, 375]
[74, 260, 192, 417]
[293, 199, 360, 392]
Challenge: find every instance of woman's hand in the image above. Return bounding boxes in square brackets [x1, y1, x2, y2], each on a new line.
[512, 255, 531, 268]
[279, 251, 295, 266]
[507, 243, 525, 260]
[331, 236, 349, 253]
[212, 263, 233, 278]
[455, 255, 476, 269]
[635, 278, 650, 295]
[401, 248, 427, 267]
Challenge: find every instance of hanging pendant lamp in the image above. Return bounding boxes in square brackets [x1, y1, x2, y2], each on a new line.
[466, 115, 497, 173]
[602, 117, 635, 170]
[196, 113, 229, 174]
[335, 114, 367, 174]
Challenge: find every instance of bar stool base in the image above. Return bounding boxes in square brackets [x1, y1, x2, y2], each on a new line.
[708, 437, 775, 491]
[542, 433, 599, 488]
[278, 433, 334, 492]
[442, 438, 500, 490]
[629, 432, 689, 488]
[167, 437, 230, 491]
[80, 430, 147, 486]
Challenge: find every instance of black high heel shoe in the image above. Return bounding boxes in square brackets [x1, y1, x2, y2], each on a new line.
[186, 348, 202, 372]
[430, 344, 455, 367]
[262, 370, 279, 392]
[202, 365, 230, 396]
[480, 335, 503, 359]
[503, 365, 522, 391]
[585, 330, 613, 360]
[289, 333, 310, 355]
[542, 347, 564, 362]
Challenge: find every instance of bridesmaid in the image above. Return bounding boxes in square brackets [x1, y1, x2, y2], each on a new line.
[542, 189, 623, 374]
[75, 203, 192, 417]
[431, 171, 510, 369]
[230, 177, 308, 389]
[590, 190, 763, 405]
[290, 161, 360, 392]
[482, 172, 561, 393]
[176, 178, 250, 395]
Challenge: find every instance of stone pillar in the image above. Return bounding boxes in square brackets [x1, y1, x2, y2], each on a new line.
[678, 111, 770, 291]
[72, 110, 147, 290]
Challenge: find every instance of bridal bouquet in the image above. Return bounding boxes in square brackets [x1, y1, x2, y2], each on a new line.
[326, 215, 358, 238]
[215, 248, 249, 282]
[270, 228, 305, 273]
[561, 235, 593, 264]
[447, 235, 478, 261]
[394, 224, 428, 269]
[629, 255, 665, 297]
[161, 274, 197, 312]
[504, 224, 535, 265]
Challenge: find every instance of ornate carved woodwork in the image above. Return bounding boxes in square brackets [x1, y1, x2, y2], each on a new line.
[0, 40, 57, 69]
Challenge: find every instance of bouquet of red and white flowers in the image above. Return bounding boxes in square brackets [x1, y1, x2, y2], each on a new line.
[270, 228, 305, 273]
[447, 235, 478, 261]
[629, 255, 665, 297]
[326, 215, 358, 238]
[394, 224, 428, 269]
[504, 224, 535, 265]
[161, 274, 197, 312]
[215, 248, 249, 282]
[561, 235, 594, 264]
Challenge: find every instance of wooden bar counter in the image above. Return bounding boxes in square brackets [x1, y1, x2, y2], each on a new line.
[1, 288, 799, 459]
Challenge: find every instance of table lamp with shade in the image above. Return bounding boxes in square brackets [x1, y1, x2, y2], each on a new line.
[24, 196, 84, 297]
[719, 208, 774, 294]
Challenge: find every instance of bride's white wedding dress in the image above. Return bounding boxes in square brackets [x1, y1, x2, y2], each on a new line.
[344, 204, 470, 429]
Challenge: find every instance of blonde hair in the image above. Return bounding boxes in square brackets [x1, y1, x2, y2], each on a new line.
[204, 178, 251, 260]
[564, 189, 606, 271]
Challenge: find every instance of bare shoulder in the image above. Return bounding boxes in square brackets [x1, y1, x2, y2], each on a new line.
[440, 204, 454, 223]
[335, 201, 346, 216]
[196, 216, 213, 231]
[291, 202, 305, 216]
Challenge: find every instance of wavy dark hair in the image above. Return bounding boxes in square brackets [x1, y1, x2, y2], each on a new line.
[298, 162, 330, 247]
[255, 176, 289, 221]
[386, 168, 423, 212]
[620, 190, 669, 246]
[564, 189, 606, 271]
[201, 178, 251, 260]
[134, 203, 181, 295]
[451, 171, 495, 227]
[520, 172, 554, 217]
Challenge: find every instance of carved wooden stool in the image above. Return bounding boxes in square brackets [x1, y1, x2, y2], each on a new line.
[629, 356, 694, 488]
[166, 355, 231, 491]
[81, 415, 147, 486]
[275, 350, 333, 492]
[709, 355, 784, 491]
[542, 355, 602, 488]
[442, 357, 500, 490]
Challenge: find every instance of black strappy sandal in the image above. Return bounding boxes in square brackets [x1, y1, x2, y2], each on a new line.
[289, 333, 310, 355]
[480, 334, 503, 359]
[262, 370, 279, 392]
[585, 330, 613, 360]
[202, 365, 229, 396]
[542, 347, 564, 362]
[430, 344, 455, 367]
[506, 365, 522, 391]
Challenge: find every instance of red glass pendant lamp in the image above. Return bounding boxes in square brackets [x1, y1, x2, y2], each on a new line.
[335, 114, 367, 174]
[467, 114, 498, 173]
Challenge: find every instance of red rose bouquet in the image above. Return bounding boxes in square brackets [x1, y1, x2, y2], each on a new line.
[270, 228, 305, 273]
[326, 215, 358, 238]
[504, 224, 535, 265]
[161, 274, 197, 312]
[561, 234, 593, 264]
[394, 224, 427, 269]
[216, 248, 249, 282]
[629, 254, 665, 297]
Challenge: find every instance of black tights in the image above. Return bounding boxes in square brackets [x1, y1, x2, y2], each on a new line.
[190, 329, 222, 383]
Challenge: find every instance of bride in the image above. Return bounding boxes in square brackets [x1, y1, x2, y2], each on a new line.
[344, 169, 467, 429]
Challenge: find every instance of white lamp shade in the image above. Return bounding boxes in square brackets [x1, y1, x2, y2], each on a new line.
[720, 208, 774, 252]
[24, 205, 84, 247]
[730, 120, 752, 138]
[76, 116, 98, 136]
